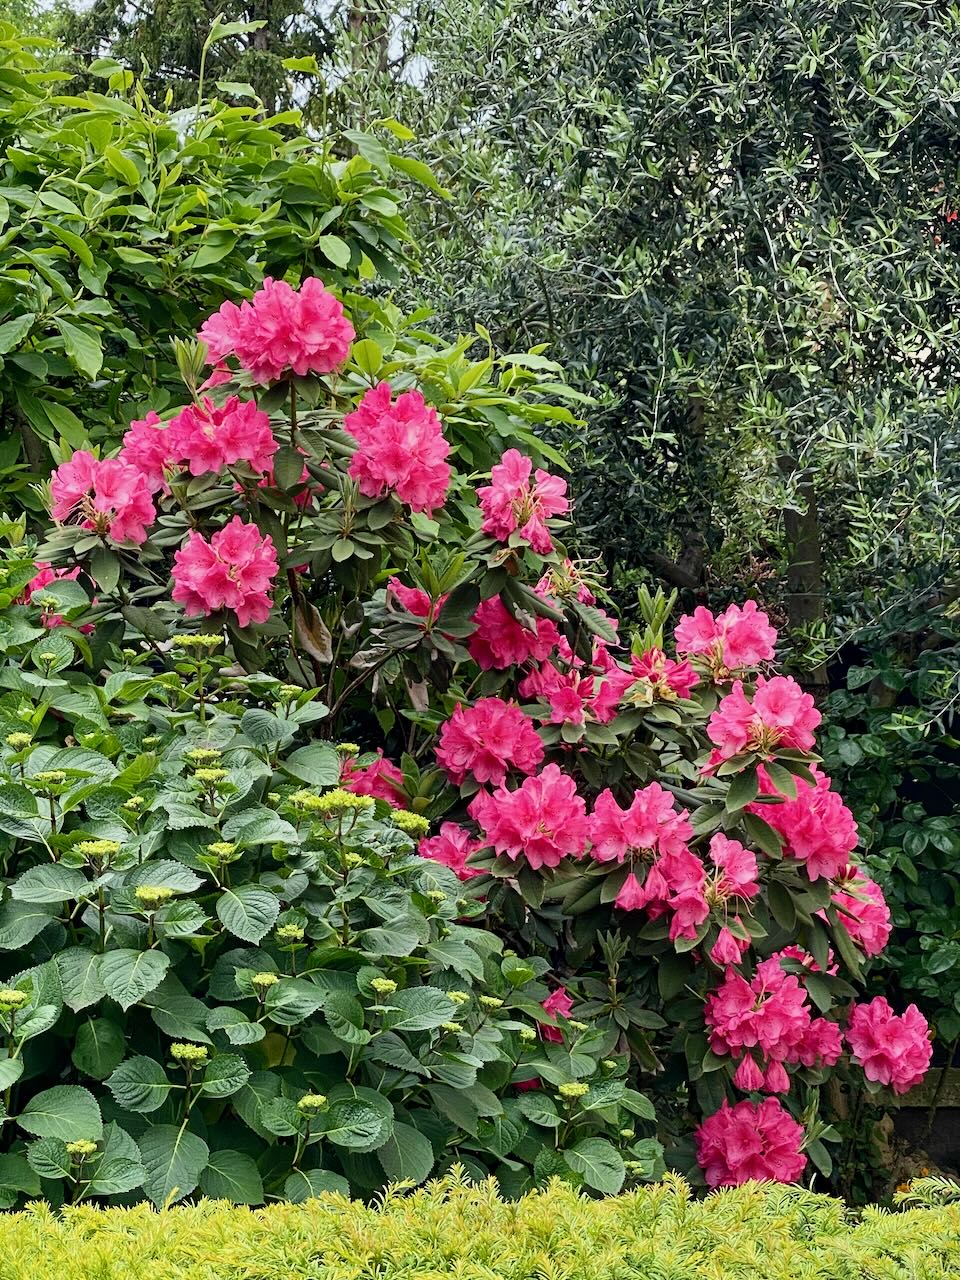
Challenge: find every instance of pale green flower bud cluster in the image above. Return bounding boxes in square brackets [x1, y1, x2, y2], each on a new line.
[370, 978, 397, 996]
[297, 1093, 328, 1113]
[390, 809, 430, 837]
[170, 1043, 209, 1066]
[0, 989, 29, 1012]
[558, 1082, 589, 1100]
[175, 633, 222, 651]
[134, 885, 174, 909]
[5, 732, 32, 749]
[66, 1140, 98, 1158]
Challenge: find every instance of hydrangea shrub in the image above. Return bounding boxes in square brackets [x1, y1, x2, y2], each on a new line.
[26, 277, 931, 1192]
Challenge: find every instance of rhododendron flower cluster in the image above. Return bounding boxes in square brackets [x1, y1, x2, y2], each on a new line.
[706, 953, 842, 1093]
[845, 998, 931, 1094]
[675, 600, 777, 675]
[477, 448, 569, 554]
[167, 397, 277, 477]
[51, 451, 156, 546]
[468, 763, 589, 869]
[418, 822, 482, 880]
[345, 382, 451, 515]
[708, 834, 760, 902]
[589, 783, 693, 863]
[831, 867, 891, 956]
[436, 699, 544, 786]
[199, 276, 355, 383]
[536, 558, 597, 604]
[468, 595, 560, 670]
[119, 411, 175, 495]
[707, 675, 820, 761]
[519, 648, 631, 726]
[341, 751, 406, 808]
[695, 1098, 806, 1187]
[751, 764, 858, 882]
[171, 516, 278, 627]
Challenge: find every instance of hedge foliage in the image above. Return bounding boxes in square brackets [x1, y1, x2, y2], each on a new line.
[1, 1173, 959, 1279]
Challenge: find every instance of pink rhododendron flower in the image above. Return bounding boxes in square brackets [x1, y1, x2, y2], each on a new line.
[706, 960, 810, 1062]
[752, 764, 857, 881]
[468, 763, 589, 870]
[624, 647, 699, 703]
[17, 563, 95, 632]
[707, 676, 820, 761]
[711, 926, 750, 967]
[418, 823, 482, 880]
[762, 1061, 791, 1093]
[846, 998, 931, 1094]
[119, 410, 176, 494]
[709, 834, 760, 900]
[733, 1055, 765, 1091]
[477, 448, 569, 555]
[387, 578, 448, 626]
[171, 516, 277, 627]
[468, 595, 560, 670]
[199, 276, 354, 383]
[675, 600, 777, 674]
[345, 382, 450, 514]
[614, 872, 649, 912]
[50, 451, 155, 545]
[789, 1017, 843, 1069]
[831, 867, 891, 956]
[436, 699, 544, 786]
[341, 750, 406, 808]
[589, 783, 694, 863]
[168, 396, 277, 477]
[695, 1098, 806, 1187]
[540, 986, 574, 1043]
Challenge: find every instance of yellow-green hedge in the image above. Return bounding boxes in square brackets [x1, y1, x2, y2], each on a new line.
[2, 1173, 960, 1279]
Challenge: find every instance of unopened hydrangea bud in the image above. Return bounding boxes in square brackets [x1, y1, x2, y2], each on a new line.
[602, 1059, 619, 1072]
[0, 989, 29, 1012]
[252, 972, 280, 989]
[170, 1042, 208, 1066]
[370, 977, 397, 996]
[268, 792, 281, 805]
[342, 852, 363, 868]
[176, 633, 222, 651]
[425, 890, 446, 903]
[194, 768, 228, 785]
[142, 736, 160, 747]
[518, 1026, 537, 1043]
[5, 732, 32, 749]
[275, 923, 304, 943]
[625, 1160, 646, 1174]
[38, 651, 59, 664]
[568, 1020, 588, 1031]
[66, 1139, 98, 1158]
[558, 1082, 589, 1100]
[186, 747, 223, 765]
[135, 885, 175, 910]
[441, 1022, 463, 1034]
[447, 991, 470, 1005]
[278, 684, 302, 699]
[336, 743, 360, 755]
[619, 1128, 636, 1140]
[76, 839, 121, 860]
[297, 1093, 328, 1113]
[479, 996, 504, 1011]
[123, 795, 145, 811]
[291, 788, 374, 815]
[206, 841, 238, 860]
[390, 810, 430, 837]
[33, 770, 66, 787]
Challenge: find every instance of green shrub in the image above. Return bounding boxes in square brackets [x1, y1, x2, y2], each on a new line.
[0, 649, 658, 1208]
[0, 1173, 959, 1278]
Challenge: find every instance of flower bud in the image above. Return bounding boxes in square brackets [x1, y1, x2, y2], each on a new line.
[558, 1081, 589, 1100]
[170, 1042, 209, 1066]
[370, 977, 398, 996]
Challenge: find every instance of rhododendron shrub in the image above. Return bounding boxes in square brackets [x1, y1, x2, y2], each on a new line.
[28, 283, 928, 1196]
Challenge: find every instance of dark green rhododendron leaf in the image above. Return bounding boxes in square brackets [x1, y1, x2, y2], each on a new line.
[138, 1124, 209, 1207]
[19, 1086, 103, 1141]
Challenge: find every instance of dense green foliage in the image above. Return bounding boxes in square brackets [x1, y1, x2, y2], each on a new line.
[0, 25, 437, 510]
[1, 1174, 960, 1278]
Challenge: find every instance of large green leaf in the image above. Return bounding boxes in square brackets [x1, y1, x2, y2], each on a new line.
[216, 885, 280, 943]
[0, 900, 57, 950]
[376, 1121, 435, 1185]
[562, 1138, 625, 1194]
[100, 949, 170, 1010]
[86, 1123, 146, 1196]
[283, 1167, 350, 1202]
[72, 1018, 126, 1080]
[57, 947, 107, 1012]
[18, 1085, 103, 1142]
[107, 1056, 174, 1113]
[199, 1053, 251, 1099]
[320, 1085, 394, 1152]
[138, 1124, 209, 1206]
[200, 1150, 264, 1204]
[380, 987, 456, 1032]
[10, 864, 87, 904]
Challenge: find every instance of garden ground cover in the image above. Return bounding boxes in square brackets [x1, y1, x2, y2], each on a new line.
[1, 1174, 959, 1279]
